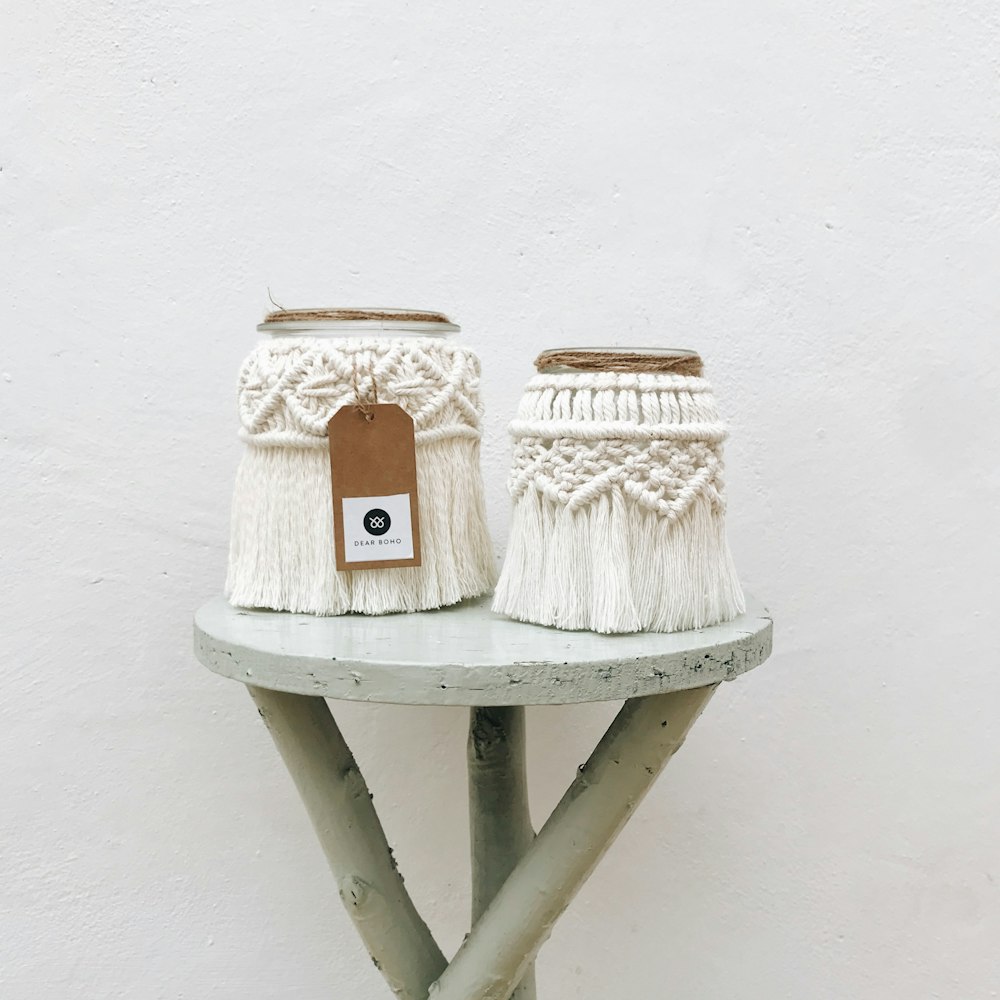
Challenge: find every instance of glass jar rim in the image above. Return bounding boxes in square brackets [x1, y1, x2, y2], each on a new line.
[257, 307, 460, 337]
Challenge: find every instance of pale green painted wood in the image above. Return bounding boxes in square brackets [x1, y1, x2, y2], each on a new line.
[195, 596, 772, 1000]
[468, 707, 536, 1000]
[194, 594, 771, 706]
[247, 686, 447, 1000]
[429, 685, 717, 1000]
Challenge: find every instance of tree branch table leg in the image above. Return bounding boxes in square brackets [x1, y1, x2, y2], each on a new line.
[430, 684, 717, 1000]
[468, 706, 536, 1000]
[248, 686, 447, 1000]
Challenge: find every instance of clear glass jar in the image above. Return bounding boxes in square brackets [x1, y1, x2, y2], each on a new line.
[227, 306, 495, 616]
[493, 342, 741, 633]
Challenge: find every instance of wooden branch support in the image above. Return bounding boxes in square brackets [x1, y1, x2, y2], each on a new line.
[468, 707, 536, 1000]
[429, 685, 717, 1000]
[248, 683, 715, 1000]
[247, 686, 447, 1000]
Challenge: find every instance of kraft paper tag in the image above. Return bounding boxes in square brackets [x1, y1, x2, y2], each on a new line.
[328, 403, 421, 571]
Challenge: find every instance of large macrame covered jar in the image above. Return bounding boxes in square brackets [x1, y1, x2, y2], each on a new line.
[226, 308, 496, 615]
[492, 347, 744, 634]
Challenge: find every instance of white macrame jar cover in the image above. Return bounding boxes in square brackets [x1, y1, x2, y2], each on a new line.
[226, 308, 496, 615]
[492, 347, 745, 634]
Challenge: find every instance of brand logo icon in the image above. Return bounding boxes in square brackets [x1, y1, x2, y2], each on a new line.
[364, 509, 391, 536]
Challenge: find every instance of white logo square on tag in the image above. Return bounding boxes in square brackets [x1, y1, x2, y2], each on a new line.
[341, 493, 414, 563]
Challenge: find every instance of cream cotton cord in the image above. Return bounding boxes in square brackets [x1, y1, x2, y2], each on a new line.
[227, 337, 496, 615]
[492, 371, 744, 633]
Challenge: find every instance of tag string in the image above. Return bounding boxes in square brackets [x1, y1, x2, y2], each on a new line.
[352, 371, 379, 421]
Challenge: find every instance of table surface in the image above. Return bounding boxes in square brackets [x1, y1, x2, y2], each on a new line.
[193, 594, 772, 706]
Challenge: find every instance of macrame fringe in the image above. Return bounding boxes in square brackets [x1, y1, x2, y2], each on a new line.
[492, 488, 744, 634]
[227, 437, 497, 615]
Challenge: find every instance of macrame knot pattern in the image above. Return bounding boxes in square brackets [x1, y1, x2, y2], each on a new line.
[227, 334, 496, 616]
[508, 372, 729, 520]
[237, 337, 483, 448]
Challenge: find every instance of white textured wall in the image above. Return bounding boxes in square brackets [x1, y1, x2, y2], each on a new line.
[3, 2, 999, 997]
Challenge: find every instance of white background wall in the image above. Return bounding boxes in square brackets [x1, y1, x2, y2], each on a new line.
[2, 2, 999, 997]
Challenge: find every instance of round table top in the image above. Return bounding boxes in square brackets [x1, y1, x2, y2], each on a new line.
[193, 594, 772, 707]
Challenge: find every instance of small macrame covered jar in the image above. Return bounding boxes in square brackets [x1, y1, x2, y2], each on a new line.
[226, 308, 496, 615]
[492, 347, 744, 634]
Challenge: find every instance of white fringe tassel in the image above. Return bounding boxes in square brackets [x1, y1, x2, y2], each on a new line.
[227, 437, 496, 615]
[492, 371, 745, 634]
[493, 487, 743, 633]
[226, 336, 496, 615]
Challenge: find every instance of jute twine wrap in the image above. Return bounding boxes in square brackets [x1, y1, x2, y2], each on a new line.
[264, 308, 452, 325]
[535, 348, 704, 377]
